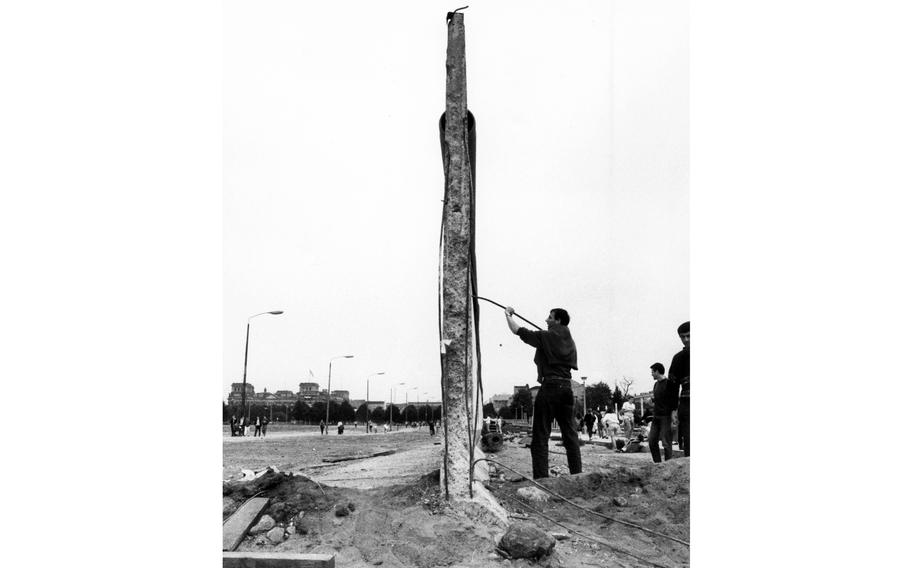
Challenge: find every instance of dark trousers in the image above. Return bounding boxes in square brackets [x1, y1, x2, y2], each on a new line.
[531, 382, 582, 479]
[677, 398, 690, 457]
[648, 415, 673, 463]
[254, 425, 261, 437]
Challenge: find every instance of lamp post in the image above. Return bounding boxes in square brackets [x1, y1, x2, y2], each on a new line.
[581, 376, 588, 415]
[366, 371, 384, 425]
[405, 387, 417, 423]
[388, 381, 405, 428]
[240, 310, 283, 421]
[326, 355, 354, 426]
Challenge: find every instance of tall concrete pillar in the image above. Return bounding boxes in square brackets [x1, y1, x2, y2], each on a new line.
[439, 11, 484, 502]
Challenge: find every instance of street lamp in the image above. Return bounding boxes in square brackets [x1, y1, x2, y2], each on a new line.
[388, 381, 405, 428]
[241, 310, 283, 421]
[326, 355, 354, 426]
[581, 376, 588, 415]
[405, 387, 417, 423]
[366, 371, 385, 425]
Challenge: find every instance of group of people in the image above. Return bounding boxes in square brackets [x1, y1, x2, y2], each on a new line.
[482, 415, 504, 433]
[229, 414, 270, 437]
[645, 321, 690, 463]
[316, 419, 440, 435]
[579, 400, 637, 451]
[504, 304, 690, 479]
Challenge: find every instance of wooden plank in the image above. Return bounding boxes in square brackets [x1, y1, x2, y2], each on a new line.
[222, 497, 270, 552]
[223, 552, 334, 568]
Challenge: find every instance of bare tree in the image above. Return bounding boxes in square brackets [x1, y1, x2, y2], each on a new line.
[618, 376, 635, 398]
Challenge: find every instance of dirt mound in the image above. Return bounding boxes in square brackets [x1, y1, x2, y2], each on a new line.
[487, 459, 690, 567]
[224, 469, 503, 567]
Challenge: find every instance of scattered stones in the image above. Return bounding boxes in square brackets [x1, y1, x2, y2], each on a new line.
[266, 527, 286, 544]
[249, 515, 276, 535]
[293, 514, 310, 534]
[334, 504, 351, 517]
[498, 522, 556, 560]
[347, 502, 356, 512]
[612, 496, 629, 507]
[517, 487, 549, 503]
[551, 532, 570, 541]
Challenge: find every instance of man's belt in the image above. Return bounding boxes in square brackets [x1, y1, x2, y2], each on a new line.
[540, 376, 572, 385]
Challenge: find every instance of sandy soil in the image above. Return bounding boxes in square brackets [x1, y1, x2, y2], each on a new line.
[223, 427, 688, 567]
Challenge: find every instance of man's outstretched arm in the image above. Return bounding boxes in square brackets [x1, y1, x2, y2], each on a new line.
[504, 307, 521, 335]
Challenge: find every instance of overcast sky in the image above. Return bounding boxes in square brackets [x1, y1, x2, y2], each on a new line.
[224, 0, 688, 404]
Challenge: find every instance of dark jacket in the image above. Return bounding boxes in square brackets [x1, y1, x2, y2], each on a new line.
[669, 347, 690, 399]
[652, 377, 678, 416]
[517, 324, 578, 379]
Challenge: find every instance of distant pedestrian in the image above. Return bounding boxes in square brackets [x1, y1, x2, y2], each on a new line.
[319, 419, 326, 435]
[669, 321, 690, 457]
[238, 415, 246, 436]
[621, 399, 636, 445]
[496, 416, 503, 433]
[603, 408, 621, 448]
[647, 362, 676, 463]
[254, 415, 262, 437]
[261, 416, 269, 437]
[595, 409, 605, 438]
[429, 420, 436, 436]
[337, 421, 344, 435]
[230, 415, 238, 436]
[583, 411, 596, 440]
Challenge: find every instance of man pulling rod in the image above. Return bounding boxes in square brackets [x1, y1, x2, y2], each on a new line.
[477, 295, 581, 480]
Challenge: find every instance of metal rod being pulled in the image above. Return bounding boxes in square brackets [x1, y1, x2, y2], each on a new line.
[474, 296, 543, 331]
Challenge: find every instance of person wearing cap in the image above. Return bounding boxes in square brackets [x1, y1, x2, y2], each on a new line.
[669, 321, 690, 456]
[505, 306, 581, 479]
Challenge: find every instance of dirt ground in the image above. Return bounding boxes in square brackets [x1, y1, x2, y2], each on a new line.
[223, 426, 688, 567]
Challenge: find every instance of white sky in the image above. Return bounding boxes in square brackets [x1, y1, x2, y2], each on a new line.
[224, 0, 688, 403]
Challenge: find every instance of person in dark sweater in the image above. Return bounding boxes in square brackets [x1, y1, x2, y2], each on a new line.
[669, 321, 690, 457]
[648, 362, 676, 463]
[583, 410, 596, 441]
[505, 306, 582, 479]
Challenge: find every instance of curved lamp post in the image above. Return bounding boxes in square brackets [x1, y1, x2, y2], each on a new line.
[326, 355, 354, 425]
[365, 371, 385, 424]
[388, 381, 405, 427]
[241, 310, 283, 420]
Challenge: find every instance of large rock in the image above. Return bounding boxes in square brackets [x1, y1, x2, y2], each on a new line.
[516, 487, 549, 502]
[249, 514, 276, 534]
[498, 522, 556, 560]
[293, 514, 309, 534]
[266, 526, 285, 544]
